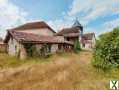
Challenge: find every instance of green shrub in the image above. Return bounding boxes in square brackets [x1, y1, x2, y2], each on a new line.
[92, 28, 119, 70]
[74, 40, 81, 53]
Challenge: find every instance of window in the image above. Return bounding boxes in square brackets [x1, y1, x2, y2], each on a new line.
[83, 44, 85, 47]
[67, 37, 70, 41]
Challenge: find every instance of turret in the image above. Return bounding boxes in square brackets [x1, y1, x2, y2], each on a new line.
[72, 18, 83, 36]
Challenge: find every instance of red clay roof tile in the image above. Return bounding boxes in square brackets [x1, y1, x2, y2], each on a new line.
[56, 27, 80, 36]
[5, 31, 73, 45]
[9, 21, 55, 33]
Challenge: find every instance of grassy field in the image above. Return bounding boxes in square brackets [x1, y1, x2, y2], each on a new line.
[0, 51, 119, 90]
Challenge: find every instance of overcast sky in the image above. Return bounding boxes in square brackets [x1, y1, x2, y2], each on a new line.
[0, 0, 119, 38]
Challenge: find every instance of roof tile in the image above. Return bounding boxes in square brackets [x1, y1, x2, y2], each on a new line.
[56, 27, 80, 36]
[7, 31, 73, 45]
[9, 21, 55, 33]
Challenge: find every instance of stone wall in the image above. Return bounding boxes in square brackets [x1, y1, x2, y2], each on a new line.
[51, 44, 58, 53]
[8, 38, 20, 56]
[7, 37, 27, 59]
[19, 44, 27, 60]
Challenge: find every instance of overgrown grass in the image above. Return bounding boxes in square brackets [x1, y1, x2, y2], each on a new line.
[0, 52, 75, 68]
[0, 51, 119, 90]
[0, 53, 50, 68]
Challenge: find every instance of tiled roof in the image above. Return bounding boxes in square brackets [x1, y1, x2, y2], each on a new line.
[4, 31, 73, 45]
[63, 33, 80, 37]
[81, 33, 95, 44]
[9, 21, 55, 33]
[56, 27, 80, 36]
[82, 33, 95, 40]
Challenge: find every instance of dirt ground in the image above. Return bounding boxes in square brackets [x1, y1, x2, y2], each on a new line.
[0, 51, 116, 90]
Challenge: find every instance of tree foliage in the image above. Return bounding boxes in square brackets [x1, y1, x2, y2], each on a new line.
[74, 40, 81, 53]
[92, 28, 119, 70]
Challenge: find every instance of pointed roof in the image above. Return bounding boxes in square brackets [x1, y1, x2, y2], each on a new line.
[72, 18, 82, 28]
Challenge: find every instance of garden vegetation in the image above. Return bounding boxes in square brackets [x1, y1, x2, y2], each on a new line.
[74, 40, 81, 53]
[92, 28, 119, 70]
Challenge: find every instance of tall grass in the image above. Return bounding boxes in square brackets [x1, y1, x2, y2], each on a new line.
[0, 51, 119, 90]
[0, 52, 75, 68]
[0, 53, 51, 68]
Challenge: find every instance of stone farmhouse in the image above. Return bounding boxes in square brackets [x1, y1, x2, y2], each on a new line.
[4, 20, 96, 59]
[56, 19, 96, 50]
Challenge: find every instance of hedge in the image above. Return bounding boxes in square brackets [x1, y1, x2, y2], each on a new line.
[92, 28, 119, 70]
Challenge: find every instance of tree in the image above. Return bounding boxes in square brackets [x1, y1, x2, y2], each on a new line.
[92, 28, 119, 70]
[74, 40, 81, 53]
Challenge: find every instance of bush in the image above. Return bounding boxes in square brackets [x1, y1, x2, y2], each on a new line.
[92, 28, 119, 70]
[74, 40, 81, 53]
